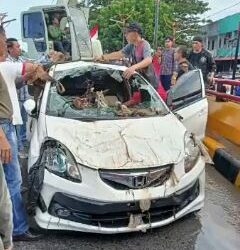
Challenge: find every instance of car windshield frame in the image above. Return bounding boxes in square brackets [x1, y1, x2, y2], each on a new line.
[45, 65, 169, 121]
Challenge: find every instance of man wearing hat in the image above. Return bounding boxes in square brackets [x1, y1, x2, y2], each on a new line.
[188, 36, 216, 86]
[96, 22, 158, 89]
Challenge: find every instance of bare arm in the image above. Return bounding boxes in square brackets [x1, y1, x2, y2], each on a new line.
[24, 63, 52, 83]
[100, 51, 125, 61]
[123, 57, 152, 80]
[132, 57, 152, 71]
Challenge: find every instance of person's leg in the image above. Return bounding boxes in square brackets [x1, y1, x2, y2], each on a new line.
[53, 41, 65, 54]
[0, 162, 13, 250]
[2, 122, 29, 236]
[160, 75, 167, 91]
[16, 124, 23, 153]
[16, 100, 27, 153]
[160, 75, 172, 91]
[21, 101, 28, 144]
[62, 40, 71, 54]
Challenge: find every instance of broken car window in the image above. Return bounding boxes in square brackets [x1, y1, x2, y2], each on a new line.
[46, 65, 168, 120]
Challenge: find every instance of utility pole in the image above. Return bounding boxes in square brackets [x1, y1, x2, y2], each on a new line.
[153, 0, 160, 49]
[232, 22, 240, 94]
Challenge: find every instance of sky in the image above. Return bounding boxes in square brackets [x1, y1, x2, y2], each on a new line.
[0, 0, 240, 39]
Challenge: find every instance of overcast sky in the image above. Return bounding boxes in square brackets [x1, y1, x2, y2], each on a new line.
[0, 0, 240, 39]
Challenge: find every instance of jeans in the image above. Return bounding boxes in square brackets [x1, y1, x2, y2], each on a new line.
[160, 75, 172, 91]
[16, 101, 28, 152]
[1, 120, 28, 236]
[53, 40, 71, 54]
[0, 162, 13, 249]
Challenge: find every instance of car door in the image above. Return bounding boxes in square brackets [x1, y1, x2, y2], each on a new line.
[66, 6, 93, 60]
[166, 70, 208, 140]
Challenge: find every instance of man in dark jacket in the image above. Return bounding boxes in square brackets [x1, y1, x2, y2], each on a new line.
[188, 36, 216, 87]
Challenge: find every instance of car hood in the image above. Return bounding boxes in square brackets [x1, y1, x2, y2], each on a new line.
[45, 115, 186, 170]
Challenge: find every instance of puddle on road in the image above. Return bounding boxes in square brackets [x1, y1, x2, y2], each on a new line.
[195, 166, 240, 250]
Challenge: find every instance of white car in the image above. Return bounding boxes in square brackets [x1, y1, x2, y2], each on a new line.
[25, 61, 208, 234]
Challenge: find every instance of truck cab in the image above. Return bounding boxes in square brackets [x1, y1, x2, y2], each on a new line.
[21, 0, 102, 60]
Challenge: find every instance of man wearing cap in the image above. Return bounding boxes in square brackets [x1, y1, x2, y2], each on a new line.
[96, 22, 158, 89]
[188, 36, 216, 86]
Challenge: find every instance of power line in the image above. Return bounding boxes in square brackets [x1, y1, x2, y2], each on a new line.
[206, 1, 240, 18]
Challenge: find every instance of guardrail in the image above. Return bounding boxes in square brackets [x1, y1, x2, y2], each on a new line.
[206, 78, 240, 103]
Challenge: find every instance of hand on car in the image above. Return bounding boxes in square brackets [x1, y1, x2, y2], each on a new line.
[123, 65, 137, 79]
[95, 55, 105, 62]
[27, 65, 52, 86]
[0, 133, 12, 164]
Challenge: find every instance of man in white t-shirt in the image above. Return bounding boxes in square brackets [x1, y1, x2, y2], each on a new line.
[0, 27, 50, 242]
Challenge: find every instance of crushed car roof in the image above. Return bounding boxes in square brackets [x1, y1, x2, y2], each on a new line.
[54, 61, 128, 73]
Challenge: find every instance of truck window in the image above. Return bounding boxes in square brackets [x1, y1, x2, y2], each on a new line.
[23, 12, 47, 52]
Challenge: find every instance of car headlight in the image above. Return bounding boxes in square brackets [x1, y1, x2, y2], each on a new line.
[184, 133, 200, 173]
[41, 140, 81, 182]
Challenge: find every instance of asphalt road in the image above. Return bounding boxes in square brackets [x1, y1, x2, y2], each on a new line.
[15, 165, 240, 250]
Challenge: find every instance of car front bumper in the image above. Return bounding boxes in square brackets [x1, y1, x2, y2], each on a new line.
[34, 157, 205, 233]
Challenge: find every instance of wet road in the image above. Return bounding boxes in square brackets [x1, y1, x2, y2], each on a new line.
[15, 165, 240, 250]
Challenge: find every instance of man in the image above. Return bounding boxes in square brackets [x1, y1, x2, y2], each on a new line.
[173, 46, 194, 83]
[160, 37, 176, 91]
[48, 15, 71, 55]
[0, 74, 13, 250]
[0, 162, 13, 250]
[96, 22, 158, 89]
[6, 38, 29, 158]
[188, 36, 216, 87]
[0, 27, 50, 242]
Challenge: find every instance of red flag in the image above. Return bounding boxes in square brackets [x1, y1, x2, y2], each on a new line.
[90, 24, 99, 40]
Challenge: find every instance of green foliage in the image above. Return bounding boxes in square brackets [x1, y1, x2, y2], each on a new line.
[89, 0, 209, 51]
[163, 0, 210, 44]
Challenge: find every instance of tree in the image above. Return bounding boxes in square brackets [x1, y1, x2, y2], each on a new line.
[89, 0, 210, 51]
[163, 0, 210, 44]
[90, 0, 174, 52]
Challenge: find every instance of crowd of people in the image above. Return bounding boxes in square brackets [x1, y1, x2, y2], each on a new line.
[0, 24, 53, 249]
[152, 35, 216, 92]
[0, 21, 217, 249]
[98, 22, 216, 102]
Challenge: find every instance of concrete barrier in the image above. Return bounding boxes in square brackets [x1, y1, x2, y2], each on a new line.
[207, 98, 240, 146]
[204, 137, 240, 189]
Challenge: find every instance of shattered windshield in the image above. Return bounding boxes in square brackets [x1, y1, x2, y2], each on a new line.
[46, 65, 168, 120]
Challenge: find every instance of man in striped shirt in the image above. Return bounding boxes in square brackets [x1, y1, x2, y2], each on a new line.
[160, 37, 177, 91]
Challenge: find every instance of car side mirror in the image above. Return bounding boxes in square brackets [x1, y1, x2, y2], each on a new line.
[23, 99, 36, 117]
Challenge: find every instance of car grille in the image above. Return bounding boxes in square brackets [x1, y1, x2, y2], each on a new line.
[48, 180, 199, 228]
[99, 165, 173, 190]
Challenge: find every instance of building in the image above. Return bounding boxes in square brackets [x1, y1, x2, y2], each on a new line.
[202, 13, 240, 73]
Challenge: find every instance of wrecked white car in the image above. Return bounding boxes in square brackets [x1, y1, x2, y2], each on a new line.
[25, 61, 208, 233]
